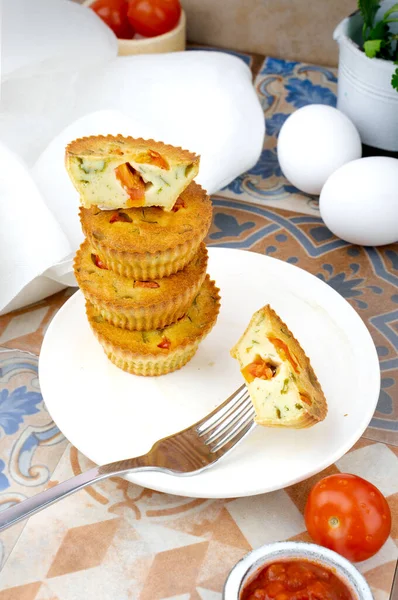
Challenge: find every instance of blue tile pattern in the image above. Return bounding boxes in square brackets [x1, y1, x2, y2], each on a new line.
[209, 197, 398, 436]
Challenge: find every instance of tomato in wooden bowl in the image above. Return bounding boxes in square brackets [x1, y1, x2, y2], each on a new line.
[87, 0, 186, 55]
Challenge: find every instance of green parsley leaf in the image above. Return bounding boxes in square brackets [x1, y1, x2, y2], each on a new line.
[364, 38, 384, 57]
[359, 0, 380, 37]
[281, 379, 289, 394]
[369, 20, 389, 40]
[392, 65, 398, 90]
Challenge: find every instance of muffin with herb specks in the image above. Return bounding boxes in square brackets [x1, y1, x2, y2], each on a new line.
[65, 135, 199, 211]
[87, 275, 220, 376]
[80, 181, 212, 280]
[74, 240, 208, 331]
[231, 305, 327, 428]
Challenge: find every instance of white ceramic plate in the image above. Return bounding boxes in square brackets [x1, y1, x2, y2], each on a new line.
[39, 248, 380, 498]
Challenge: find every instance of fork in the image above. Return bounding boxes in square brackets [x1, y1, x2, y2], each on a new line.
[0, 384, 255, 532]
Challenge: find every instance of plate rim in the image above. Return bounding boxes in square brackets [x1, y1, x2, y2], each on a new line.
[39, 247, 381, 498]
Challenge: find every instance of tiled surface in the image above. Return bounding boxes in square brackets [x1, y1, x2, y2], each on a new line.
[0, 438, 397, 599]
[0, 51, 397, 598]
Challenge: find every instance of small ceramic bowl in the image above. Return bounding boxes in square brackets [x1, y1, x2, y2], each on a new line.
[83, 0, 186, 55]
[223, 541, 373, 600]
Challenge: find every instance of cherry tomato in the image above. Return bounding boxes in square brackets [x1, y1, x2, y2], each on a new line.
[127, 0, 181, 37]
[305, 473, 391, 562]
[91, 0, 135, 39]
[157, 337, 171, 349]
[92, 254, 108, 270]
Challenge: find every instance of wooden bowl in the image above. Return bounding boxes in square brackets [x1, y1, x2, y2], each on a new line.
[83, 0, 186, 55]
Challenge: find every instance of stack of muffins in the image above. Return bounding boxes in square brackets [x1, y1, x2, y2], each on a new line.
[66, 135, 220, 376]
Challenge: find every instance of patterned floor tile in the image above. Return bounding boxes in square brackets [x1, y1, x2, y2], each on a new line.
[0, 582, 42, 600]
[196, 589, 221, 600]
[0, 349, 68, 572]
[226, 490, 305, 547]
[335, 443, 398, 497]
[0, 308, 48, 346]
[46, 518, 121, 579]
[132, 522, 207, 555]
[364, 560, 397, 594]
[0, 289, 74, 355]
[197, 541, 246, 591]
[140, 542, 209, 600]
[44, 563, 137, 600]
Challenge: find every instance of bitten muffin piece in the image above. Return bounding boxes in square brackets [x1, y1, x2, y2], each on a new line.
[66, 135, 199, 211]
[87, 276, 221, 376]
[80, 181, 212, 280]
[74, 240, 208, 331]
[230, 305, 327, 428]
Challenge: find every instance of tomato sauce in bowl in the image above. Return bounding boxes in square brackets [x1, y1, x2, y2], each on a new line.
[241, 560, 355, 600]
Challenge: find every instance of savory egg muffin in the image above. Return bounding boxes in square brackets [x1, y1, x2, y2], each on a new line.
[74, 240, 208, 331]
[66, 135, 199, 211]
[80, 181, 212, 280]
[87, 275, 220, 376]
[231, 305, 327, 428]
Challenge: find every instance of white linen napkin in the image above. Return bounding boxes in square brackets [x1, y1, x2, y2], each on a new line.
[0, 0, 265, 315]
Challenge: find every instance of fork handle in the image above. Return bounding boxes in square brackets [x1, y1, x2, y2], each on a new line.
[0, 455, 151, 532]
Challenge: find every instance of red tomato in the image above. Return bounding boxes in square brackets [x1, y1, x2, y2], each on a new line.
[127, 0, 181, 37]
[305, 473, 391, 562]
[157, 337, 171, 349]
[91, 0, 135, 39]
[92, 254, 108, 270]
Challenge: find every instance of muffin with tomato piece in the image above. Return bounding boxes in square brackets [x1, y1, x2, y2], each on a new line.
[66, 135, 199, 211]
[74, 240, 208, 331]
[86, 275, 220, 376]
[80, 181, 212, 280]
[231, 305, 327, 428]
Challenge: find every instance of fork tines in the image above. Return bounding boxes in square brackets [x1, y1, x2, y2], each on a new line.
[196, 385, 255, 453]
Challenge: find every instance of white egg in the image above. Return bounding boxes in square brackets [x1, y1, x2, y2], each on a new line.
[320, 157, 398, 246]
[277, 105, 362, 194]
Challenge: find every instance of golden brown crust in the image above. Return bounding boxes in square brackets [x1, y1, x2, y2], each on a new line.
[99, 340, 200, 376]
[87, 275, 220, 358]
[80, 181, 212, 255]
[89, 239, 202, 280]
[74, 241, 208, 331]
[65, 134, 199, 166]
[231, 304, 328, 425]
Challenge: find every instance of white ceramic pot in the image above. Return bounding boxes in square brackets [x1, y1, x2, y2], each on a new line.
[334, 0, 398, 152]
[223, 541, 374, 600]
